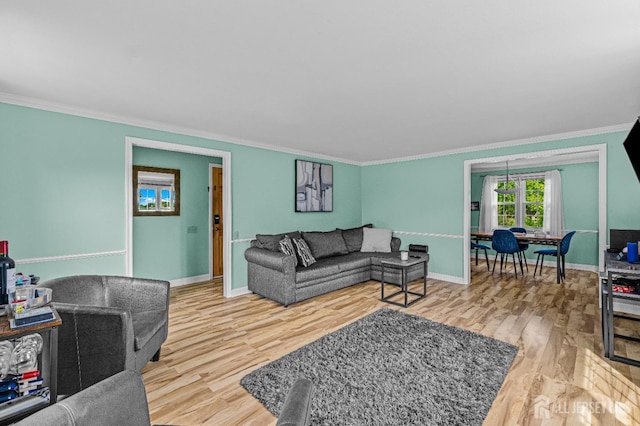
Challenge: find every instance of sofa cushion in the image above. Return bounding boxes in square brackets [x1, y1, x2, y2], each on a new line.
[301, 230, 349, 259]
[256, 231, 302, 251]
[278, 236, 298, 267]
[338, 224, 373, 252]
[360, 228, 392, 253]
[336, 252, 372, 272]
[296, 257, 344, 283]
[293, 238, 316, 267]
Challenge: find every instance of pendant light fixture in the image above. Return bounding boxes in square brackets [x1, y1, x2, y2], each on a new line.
[494, 160, 519, 194]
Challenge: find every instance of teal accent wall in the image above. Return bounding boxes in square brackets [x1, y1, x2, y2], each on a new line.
[0, 102, 363, 287]
[3, 100, 638, 285]
[470, 162, 599, 266]
[362, 156, 466, 277]
[363, 130, 639, 279]
[132, 147, 221, 280]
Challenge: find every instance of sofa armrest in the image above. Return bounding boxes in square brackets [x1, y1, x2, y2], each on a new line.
[276, 378, 314, 426]
[14, 370, 151, 426]
[245, 247, 297, 306]
[245, 247, 296, 273]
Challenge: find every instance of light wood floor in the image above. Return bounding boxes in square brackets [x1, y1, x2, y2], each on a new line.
[141, 263, 640, 425]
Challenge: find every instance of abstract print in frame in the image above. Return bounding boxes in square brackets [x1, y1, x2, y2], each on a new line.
[295, 160, 333, 212]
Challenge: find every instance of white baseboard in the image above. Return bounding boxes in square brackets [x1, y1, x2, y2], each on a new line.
[226, 286, 251, 298]
[168, 275, 251, 297]
[563, 262, 599, 272]
[478, 254, 599, 273]
[428, 272, 467, 285]
[169, 274, 210, 288]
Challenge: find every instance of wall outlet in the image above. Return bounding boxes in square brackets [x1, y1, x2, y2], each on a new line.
[187, 226, 198, 234]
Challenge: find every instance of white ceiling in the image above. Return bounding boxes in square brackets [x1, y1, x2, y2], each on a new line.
[2, 1, 639, 163]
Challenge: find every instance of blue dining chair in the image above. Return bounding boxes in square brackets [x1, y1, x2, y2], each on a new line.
[510, 227, 529, 271]
[491, 229, 524, 277]
[471, 242, 491, 270]
[533, 231, 576, 281]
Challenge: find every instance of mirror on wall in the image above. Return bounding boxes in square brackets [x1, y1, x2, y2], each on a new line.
[133, 165, 180, 216]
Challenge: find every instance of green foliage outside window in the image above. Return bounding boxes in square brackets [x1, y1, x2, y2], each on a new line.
[524, 179, 544, 228]
[496, 178, 545, 229]
[496, 181, 516, 227]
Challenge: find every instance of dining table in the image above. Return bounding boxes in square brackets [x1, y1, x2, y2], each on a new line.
[471, 231, 565, 283]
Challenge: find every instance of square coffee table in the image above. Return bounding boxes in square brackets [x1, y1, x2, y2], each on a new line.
[380, 256, 428, 307]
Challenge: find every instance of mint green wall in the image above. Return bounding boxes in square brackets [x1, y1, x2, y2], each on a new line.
[363, 131, 638, 279]
[1, 104, 127, 278]
[132, 147, 221, 280]
[229, 150, 364, 287]
[3, 100, 637, 285]
[0, 103, 363, 287]
[362, 156, 465, 277]
[470, 162, 599, 266]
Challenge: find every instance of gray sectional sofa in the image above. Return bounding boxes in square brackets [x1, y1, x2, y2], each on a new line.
[245, 225, 428, 307]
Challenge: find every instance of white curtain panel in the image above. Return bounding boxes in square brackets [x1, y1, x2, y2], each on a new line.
[479, 175, 499, 232]
[542, 170, 564, 235]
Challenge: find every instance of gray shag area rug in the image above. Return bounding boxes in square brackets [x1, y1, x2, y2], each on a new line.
[241, 308, 518, 425]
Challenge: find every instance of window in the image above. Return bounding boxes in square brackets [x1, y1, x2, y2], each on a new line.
[496, 182, 516, 227]
[496, 176, 545, 229]
[133, 166, 180, 216]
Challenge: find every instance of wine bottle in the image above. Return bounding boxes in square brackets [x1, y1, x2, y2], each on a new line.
[0, 241, 16, 306]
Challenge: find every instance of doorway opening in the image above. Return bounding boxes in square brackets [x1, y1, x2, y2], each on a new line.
[210, 164, 223, 279]
[463, 144, 607, 285]
[125, 137, 232, 297]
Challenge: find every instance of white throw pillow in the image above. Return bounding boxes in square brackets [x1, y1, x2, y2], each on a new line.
[360, 228, 392, 253]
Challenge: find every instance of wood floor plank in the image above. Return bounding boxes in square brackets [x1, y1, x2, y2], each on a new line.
[142, 266, 640, 425]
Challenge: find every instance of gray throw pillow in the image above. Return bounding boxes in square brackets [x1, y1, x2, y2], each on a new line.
[360, 228, 393, 253]
[338, 224, 373, 253]
[301, 230, 349, 259]
[278, 236, 298, 267]
[293, 238, 316, 267]
[256, 231, 302, 251]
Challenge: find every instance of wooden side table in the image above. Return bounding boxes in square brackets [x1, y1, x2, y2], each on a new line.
[0, 307, 61, 424]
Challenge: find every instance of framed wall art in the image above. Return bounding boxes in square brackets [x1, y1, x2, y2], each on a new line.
[295, 160, 333, 212]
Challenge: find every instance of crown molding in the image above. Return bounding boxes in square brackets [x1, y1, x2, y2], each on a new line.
[361, 122, 633, 166]
[0, 92, 361, 166]
[471, 150, 599, 172]
[1, 92, 632, 167]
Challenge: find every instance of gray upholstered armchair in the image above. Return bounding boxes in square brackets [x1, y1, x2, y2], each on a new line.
[38, 275, 170, 395]
[14, 370, 151, 426]
[276, 378, 314, 426]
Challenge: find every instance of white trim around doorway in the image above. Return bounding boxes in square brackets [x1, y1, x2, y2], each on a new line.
[125, 137, 233, 297]
[462, 144, 607, 285]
